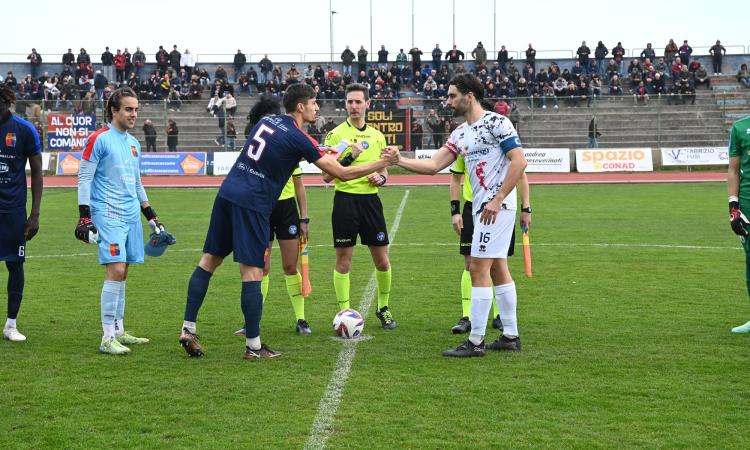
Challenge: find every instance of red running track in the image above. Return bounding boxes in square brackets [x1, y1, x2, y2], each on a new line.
[39, 171, 726, 188]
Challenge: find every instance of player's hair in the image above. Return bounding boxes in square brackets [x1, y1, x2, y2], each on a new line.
[247, 94, 281, 127]
[479, 99, 495, 112]
[449, 73, 484, 101]
[283, 83, 316, 113]
[105, 87, 138, 122]
[0, 84, 16, 106]
[345, 83, 369, 101]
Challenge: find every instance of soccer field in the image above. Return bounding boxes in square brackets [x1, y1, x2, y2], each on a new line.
[1, 183, 748, 449]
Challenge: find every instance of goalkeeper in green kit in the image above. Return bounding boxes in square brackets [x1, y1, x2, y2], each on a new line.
[727, 115, 750, 333]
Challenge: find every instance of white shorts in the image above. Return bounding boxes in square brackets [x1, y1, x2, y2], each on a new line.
[471, 209, 515, 259]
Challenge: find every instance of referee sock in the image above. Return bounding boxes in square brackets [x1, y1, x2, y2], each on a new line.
[333, 270, 350, 310]
[285, 273, 305, 321]
[492, 290, 499, 320]
[115, 281, 126, 336]
[6, 261, 24, 322]
[376, 267, 392, 310]
[469, 287, 493, 345]
[261, 274, 270, 303]
[101, 280, 121, 339]
[241, 281, 263, 340]
[184, 266, 213, 322]
[460, 270, 471, 318]
[495, 282, 518, 337]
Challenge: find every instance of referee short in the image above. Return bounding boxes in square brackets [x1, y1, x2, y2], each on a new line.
[203, 195, 269, 268]
[0, 207, 26, 262]
[269, 197, 300, 241]
[332, 191, 389, 248]
[459, 201, 514, 257]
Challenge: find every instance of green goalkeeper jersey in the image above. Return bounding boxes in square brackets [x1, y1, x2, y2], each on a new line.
[324, 120, 387, 194]
[729, 116, 750, 196]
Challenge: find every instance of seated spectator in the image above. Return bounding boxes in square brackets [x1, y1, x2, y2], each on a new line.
[565, 82, 579, 107]
[626, 59, 642, 76]
[677, 72, 696, 105]
[516, 77, 530, 99]
[651, 72, 666, 96]
[606, 59, 619, 80]
[560, 68, 572, 83]
[507, 62, 520, 82]
[167, 87, 182, 111]
[694, 65, 710, 89]
[286, 64, 300, 83]
[541, 83, 557, 109]
[535, 68, 548, 86]
[529, 83, 542, 108]
[643, 67, 656, 93]
[738, 64, 750, 88]
[571, 61, 584, 79]
[634, 81, 649, 105]
[190, 76, 203, 99]
[589, 74, 602, 100]
[671, 59, 683, 81]
[609, 75, 623, 96]
[179, 82, 190, 100]
[629, 68, 643, 91]
[655, 58, 668, 79]
[688, 59, 701, 73]
[206, 94, 220, 115]
[214, 65, 227, 81]
[577, 79, 590, 106]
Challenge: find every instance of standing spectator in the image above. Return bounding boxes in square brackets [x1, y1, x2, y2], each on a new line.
[678, 40, 692, 66]
[738, 64, 750, 88]
[409, 47, 423, 75]
[142, 119, 157, 152]
[588, 118, 601, 148]
[341, 46, 355, 76]
[166, 119, 178, 151]
[710, 40, 727, 75]
[497, 45, 509, 75]
[432, 44, 442, 70]
[62, 48, 75, 75]
[155, 46, 169, 75]
[664, 39, 678, 62]
[225, 116, 237, 151]
[169, 45, 181, 73]
[395, 48, 408, 80]
[357, 46, 368, 73]
[612, 42, 625, 76]
[100, 47, 114, 82]
[411, 120, 423, 150]
[426, 108, 443, 147]
[233, 49, 247, 82]
[123, 48, 132, 79]
[26, 48, 42, 79]
[94, 70, 108, 100]
[576, 41, 591, 75]
[446, 45, 465, 76]
[132, 47, 146, 80]
[180, 49, 195, 79]
[525, 43, 536, 73]
[114, 50, 126, 84]
[594, 41, 609, 78]
[259, 54, 273, 84]
[471, 42, 487, 67]
[214, 106, 226, 147]
[377, 45, 388, 64]
[640, 43, 656, 63]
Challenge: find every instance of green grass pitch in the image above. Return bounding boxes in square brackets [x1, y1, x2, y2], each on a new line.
[0, 183, 748, 449]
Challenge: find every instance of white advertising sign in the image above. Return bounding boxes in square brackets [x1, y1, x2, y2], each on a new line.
[660, 147, 728, 166]
[213, 151, 240, 176]
[524, 148, 570, 173]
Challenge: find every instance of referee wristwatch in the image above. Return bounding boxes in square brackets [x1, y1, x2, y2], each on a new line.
[521, 206, 532, 213]
[300, 218, 310, 224]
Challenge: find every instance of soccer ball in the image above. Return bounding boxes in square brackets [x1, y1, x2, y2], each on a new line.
[333, 309, 364, 339]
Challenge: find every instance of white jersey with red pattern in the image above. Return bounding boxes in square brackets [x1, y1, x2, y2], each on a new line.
[444, 111, 522, 215]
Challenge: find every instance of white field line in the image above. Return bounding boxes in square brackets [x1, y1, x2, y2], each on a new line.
[303, 190, 410, 450]
[25, 240, 739, 260]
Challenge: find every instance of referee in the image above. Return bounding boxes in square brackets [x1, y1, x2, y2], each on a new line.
[323, 83, 396, 329]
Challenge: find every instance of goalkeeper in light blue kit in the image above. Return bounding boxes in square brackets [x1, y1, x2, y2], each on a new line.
[76, 87, 174, 355]
[728, 115, 750, 333]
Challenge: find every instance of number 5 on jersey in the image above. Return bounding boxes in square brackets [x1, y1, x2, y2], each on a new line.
[246, 124, 275, 161]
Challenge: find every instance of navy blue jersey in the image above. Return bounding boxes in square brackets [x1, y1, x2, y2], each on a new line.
[218, 115, 322, 214]
[0, 114, 42, 211]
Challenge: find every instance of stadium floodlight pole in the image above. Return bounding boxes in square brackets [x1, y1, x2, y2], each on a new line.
[370, 0, 373, 64]
[493, 0, 496, 57]
[329, 1, 337, 62]
[452, 0, 455, 45]
[411, 0, 415, 49]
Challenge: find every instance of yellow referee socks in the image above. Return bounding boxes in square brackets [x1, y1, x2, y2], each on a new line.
[376, 267, 392, 310]
[461, 269, 472, 318]
[261, 274, 269, 303]
[333, 270, 350, 310]
[285, 273, 305, 321]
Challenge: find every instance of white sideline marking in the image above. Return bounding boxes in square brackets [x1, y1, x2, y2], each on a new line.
[25, 240, 738, 260]
[303, 190, 410, 450]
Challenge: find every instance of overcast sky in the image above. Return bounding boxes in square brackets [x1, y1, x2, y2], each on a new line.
[2, 0, 746, 63]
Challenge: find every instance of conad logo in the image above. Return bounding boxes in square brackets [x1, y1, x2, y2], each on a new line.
[581, 150, 647, 162]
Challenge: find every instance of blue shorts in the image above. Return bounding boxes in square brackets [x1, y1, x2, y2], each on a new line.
[203, 195, 269, 268]
[0, 207, 26, 262]
[92, 214, 145, 265]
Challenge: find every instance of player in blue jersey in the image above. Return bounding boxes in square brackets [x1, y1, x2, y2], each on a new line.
[0, 85, 43, 342]
[76, 87, 173, 355]
[178, 83, 399, 360]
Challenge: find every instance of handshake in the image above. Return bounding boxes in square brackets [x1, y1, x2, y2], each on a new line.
[380, 146, 400, 164]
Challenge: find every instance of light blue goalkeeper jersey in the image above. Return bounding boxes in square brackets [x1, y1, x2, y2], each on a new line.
[77, 124, 147, 222]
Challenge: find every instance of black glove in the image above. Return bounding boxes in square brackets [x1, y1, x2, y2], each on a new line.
[75, 205, 99, 244]
[730, 201, 749, 236]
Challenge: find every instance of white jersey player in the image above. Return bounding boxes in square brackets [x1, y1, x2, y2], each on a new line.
[397, 73, 527, 357]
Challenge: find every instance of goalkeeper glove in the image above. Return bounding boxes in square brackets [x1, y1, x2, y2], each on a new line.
[75, 205, 99, 244]
[142, 206, 165, 234]
[729, 201, 749, 236]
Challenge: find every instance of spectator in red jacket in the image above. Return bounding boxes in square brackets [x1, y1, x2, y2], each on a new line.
[114, 50, 127, 84]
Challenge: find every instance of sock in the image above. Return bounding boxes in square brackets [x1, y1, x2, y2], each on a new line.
[246, 336, 261, 350]
[101, 280, 121, 339]
[241, 281, 263, 339]
[5, 318, 16, 329]
[376, 267, 392, 310]
[285, 273, 305, 321]
[333, 270, 350, 310]
[184, 266, 212, 322]
[469, 286, 493, 345]
[492, 290, 499, 319]
[6, 261, 24, 320]
[460, 269, 471, 317]
[495, 282, 518, 337]
[182, 320, 196, 333]
[261, 274, 270, 303]
[115, 281, 126, 336]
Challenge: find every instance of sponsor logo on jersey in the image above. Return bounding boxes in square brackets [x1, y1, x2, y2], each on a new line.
[109, 243, 121, 256]
[478, 244, 486, 252]
[376, 232, 386, 241]
[0, 162, 8, 173]
[131, 145, 138, 157]
[5, 133, 16, 147]
[361, 141, 370, 149]
[288, 225, 298, 235]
